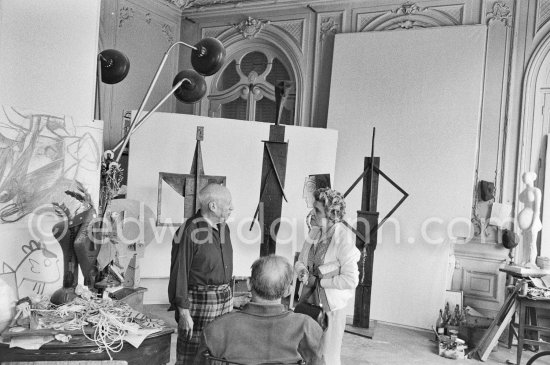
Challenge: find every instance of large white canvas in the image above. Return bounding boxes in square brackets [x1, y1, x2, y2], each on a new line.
[127, 113, 337, 300]
[327, 26, 486, 329]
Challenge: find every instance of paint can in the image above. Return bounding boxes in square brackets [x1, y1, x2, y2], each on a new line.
[521, 280, 529, 296]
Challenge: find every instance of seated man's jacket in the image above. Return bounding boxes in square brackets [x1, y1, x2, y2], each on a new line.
[194, 301, 325, 365]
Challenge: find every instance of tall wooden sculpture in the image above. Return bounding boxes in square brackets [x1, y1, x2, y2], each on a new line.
[343, 128, 408, 337]
[249, 82, 291, 256]
[250, 124, 288, 256]
[157, 126, 226, 225]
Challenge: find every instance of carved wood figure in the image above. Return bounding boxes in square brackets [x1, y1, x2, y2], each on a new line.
[342, 128, 408, 334]
[250, 125, 288, 256]
[157, 126, 226, 225]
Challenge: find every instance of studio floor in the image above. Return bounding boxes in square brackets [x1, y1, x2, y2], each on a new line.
[144, 305, 550, 365]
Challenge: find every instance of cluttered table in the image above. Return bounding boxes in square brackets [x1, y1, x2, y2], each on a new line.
[0, 286, 173, 365]
[0, 328, 173, 364]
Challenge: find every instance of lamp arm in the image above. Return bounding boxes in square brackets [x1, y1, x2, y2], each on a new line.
[111, 78, 187, 155]
[114, 41, 196, 162]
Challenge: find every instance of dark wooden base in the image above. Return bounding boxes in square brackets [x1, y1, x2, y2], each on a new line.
[0, 328, 174, 365]
[345, 319, 377, 339]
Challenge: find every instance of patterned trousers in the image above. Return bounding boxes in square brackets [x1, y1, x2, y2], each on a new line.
[176, 284, 233, 364]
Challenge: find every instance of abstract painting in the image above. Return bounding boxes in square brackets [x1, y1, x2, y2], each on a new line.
[0, 105, 103, 300]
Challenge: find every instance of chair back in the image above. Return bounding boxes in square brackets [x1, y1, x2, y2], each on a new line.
[202, 351, 305, 365]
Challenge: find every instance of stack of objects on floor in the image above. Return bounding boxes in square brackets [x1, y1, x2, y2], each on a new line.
[434, 302, 467, 360]
[434, 301, 494, 360]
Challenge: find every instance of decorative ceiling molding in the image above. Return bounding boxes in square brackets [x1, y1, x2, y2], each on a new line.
[486, 1, 513, 27]
[167, 0, 247, 10]
[232, 17, 271, 39]
[357, 2, 462, 32]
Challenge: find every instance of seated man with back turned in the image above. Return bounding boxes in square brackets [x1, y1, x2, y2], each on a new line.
[194, 255, 325, 365]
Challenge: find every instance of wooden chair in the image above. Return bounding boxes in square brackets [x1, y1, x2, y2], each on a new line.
[1, 360, 128, 365]
[201, 351, 305, 365]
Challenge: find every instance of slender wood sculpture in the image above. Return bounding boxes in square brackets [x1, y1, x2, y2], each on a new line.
[249, 125, 288, 256]
[157, 126, 226, 225]
[249, 83, 291, 256]
[343, 128, 409, 336]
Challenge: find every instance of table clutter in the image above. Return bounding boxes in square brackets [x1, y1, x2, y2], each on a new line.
[1, 284, 165, 360]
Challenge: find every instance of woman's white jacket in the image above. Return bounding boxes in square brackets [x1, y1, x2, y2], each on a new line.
[295, 222, 361, 312]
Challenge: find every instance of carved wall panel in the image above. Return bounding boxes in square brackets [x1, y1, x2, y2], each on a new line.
[452, 243, 508, 317]
[310, 11, 344, 128]
[469, 0, 515, 243]
[537, 0, 550, 33]
[353, 2, 464, 32]
[203, 26, 229, 40]
[272, 19, 306, 50]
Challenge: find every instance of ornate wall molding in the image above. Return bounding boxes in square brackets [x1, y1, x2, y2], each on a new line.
[356, 2, 463, 32]
[168, 0, 245, 10]
[162, 23, 175, 43]
[145, 12, 152, 24]
[273, 19, 304, 50]
[119, 6, 135, 28]
[203, 26, 228, 39]
[320, 17, 339, 42]
[392, 2, 422, 15]
[536, 0, 550, 32]
[232, 17, 271, 39]
[486, 1, 513, 27]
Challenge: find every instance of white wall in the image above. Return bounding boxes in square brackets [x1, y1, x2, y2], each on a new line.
[0, 0, 102, 302]
[328, 26, 487, 329]
[0, 0, 101, 120]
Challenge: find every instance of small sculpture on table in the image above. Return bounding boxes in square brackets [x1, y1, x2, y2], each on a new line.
[518, 171, 543, 268]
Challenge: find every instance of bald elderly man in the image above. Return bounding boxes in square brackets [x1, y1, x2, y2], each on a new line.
[195, 255, 325, 365]
[168, 183, 234, 364]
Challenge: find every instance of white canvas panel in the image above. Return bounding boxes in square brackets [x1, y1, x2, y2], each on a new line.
[327, 25, 486, 328]
[126, 113, 337, 302]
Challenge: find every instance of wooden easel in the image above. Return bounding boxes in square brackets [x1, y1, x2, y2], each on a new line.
[473, 282, 521, 361]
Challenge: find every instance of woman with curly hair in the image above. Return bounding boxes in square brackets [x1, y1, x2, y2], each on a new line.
[295, 188, 361, 365]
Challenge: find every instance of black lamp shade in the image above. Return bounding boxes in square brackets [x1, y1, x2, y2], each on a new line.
[99, 49, 130, 84]
[191, 37, 226, 76]
[502, 229, 519, 250]
[172, 69, 207, 103]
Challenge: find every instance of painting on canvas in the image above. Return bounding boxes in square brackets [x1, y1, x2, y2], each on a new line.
[0, 105, 103, 300]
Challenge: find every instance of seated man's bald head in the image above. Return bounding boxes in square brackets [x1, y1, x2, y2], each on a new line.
[250, 255, 293, 301]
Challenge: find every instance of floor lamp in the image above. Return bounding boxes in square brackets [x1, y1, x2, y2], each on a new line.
[96, 49, 131, 120]
[110, 37, 226, 163]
